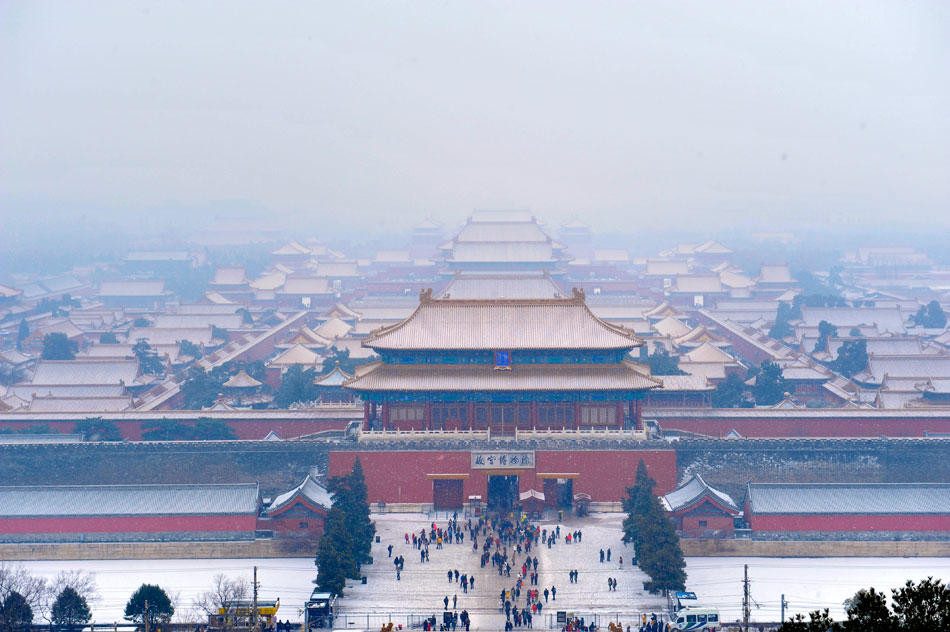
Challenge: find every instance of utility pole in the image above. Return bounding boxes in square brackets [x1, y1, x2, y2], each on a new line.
[781, 594, 788, 624]
[144, 600, 150, 632]
[252, 565, 259, 632]
[742, 564, 750, 632]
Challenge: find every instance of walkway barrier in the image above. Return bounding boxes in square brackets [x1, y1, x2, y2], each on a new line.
[544, 612, 669, 630]
[329, 613, 429, 630]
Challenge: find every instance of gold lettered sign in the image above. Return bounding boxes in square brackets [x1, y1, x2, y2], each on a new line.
[471, 451, 535, 469]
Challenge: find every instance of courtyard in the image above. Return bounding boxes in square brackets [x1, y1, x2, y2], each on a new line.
[335, 512, 668, 630]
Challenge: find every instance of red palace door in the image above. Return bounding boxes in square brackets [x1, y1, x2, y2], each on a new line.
[433, 479, 464, 509]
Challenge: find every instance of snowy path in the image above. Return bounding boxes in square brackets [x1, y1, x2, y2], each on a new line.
[336, 513, 666, 630]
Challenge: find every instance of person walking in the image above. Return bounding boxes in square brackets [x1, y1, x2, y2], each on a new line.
[543, 588, 549, 602]
[453, 595, 457, 609]
[551, 585, 556, 601]
[444, 596, 449, 610]
[607, 548, 611, 562]
[388, 544, 393, 558]
[599, 549, 605, 563]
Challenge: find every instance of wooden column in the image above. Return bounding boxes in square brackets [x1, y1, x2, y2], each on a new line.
[530, 401, 538, 430]
[467, 402, 475, 430]
[616, 402, 624, 431]
[363, 401, 371, 431]
[382, 403, 390, 430]
[574, 402, 582, 430]
[635, 399, 643, 431]
[424, 402, 432, 431]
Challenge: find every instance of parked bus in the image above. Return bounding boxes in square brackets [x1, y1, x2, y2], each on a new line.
[670, 592, 721, 632]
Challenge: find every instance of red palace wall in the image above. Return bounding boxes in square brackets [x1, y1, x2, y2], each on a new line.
[654, 414, 950, 438]
[0, 418, 351, 441]
[681, 514, 734, 532]
[747, 514, 950, 532]
[329, 449, 677, 504]
[0, 514, 257, 534]
[259, 515, 326, 540]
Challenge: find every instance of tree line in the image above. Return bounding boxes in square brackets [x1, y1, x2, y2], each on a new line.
[1, 565, 277, 631]
[778, 577, 949, 631]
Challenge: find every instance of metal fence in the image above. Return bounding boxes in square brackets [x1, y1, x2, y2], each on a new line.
[543, 612, 669, 630]
[329, 613, 429, 630]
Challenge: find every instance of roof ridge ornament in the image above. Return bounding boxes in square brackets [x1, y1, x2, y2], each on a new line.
[419, 288, 434, 303]
[571, 287, 586, 303]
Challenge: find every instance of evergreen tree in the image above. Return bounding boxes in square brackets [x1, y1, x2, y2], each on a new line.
[646, 349, 686, 376]
[637, 494, 687, 594]
[192, 417, 237, 440]
[141, 418, 195, 441]
[179, 339, 203, 359]
[843, 587, 895, 632]
[99, 331, 119, 344]
[890, 577, 950, 632]
[41, 332, 78, 360]
[712, 373, 751, 408]
[16, 319, 29, 349]
[621, 460, 686, 594]
[132, 339, 165, 375]
[833, 339, 868, 378]
[0, 364, 25, 387]
[124, 584, 174, 627]
[912, 301, 947, 329]
[813, 320, 838, 353]
[327, 459, 376, 569]
[751, 361, 786, 406]
[0, 590, 33, 632]
[769, 301, 795, 339]
[314, 506, 359, 597]
[275, 365, 317, 407]
[181, 367, 225, 409]
[73, 417, 123, 441]
[778, 609, 842, 632]
[318, 348, 374, 376]
[51, 587, 92, 632]
[621, 460, 654, 551]
[347, 458, 376, 563]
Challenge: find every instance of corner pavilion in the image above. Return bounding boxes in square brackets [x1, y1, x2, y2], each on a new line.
[344, 288, 660, 434]
[336, 289, 675, 511]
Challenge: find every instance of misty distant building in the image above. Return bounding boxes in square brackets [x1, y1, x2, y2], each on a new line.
[435, 210, 570, 277]
[409, 217, 445, 261]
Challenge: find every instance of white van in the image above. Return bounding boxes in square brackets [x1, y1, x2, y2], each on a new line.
[670, 607, 722, 632]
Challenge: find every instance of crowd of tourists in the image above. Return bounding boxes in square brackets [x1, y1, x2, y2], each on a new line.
[383, 509, 664, 632]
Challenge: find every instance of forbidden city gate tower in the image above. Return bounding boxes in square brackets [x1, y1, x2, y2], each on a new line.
[336, 287, 677, 511]
[346, 288, 658, 435]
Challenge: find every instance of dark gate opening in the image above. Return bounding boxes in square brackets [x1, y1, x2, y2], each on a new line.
[557, 478, 574, 509]
[487, 475, 519, 511]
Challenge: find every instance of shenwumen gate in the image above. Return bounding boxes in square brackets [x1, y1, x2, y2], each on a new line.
[330, 288, 677, 511]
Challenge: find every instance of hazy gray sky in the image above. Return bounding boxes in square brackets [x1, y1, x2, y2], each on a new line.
[1, 0, 948, 237]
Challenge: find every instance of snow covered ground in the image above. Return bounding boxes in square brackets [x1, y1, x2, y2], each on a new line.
[9, 513, 949, 629]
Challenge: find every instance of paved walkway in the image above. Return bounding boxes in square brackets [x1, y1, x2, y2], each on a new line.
[335, 513, 667, 631]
